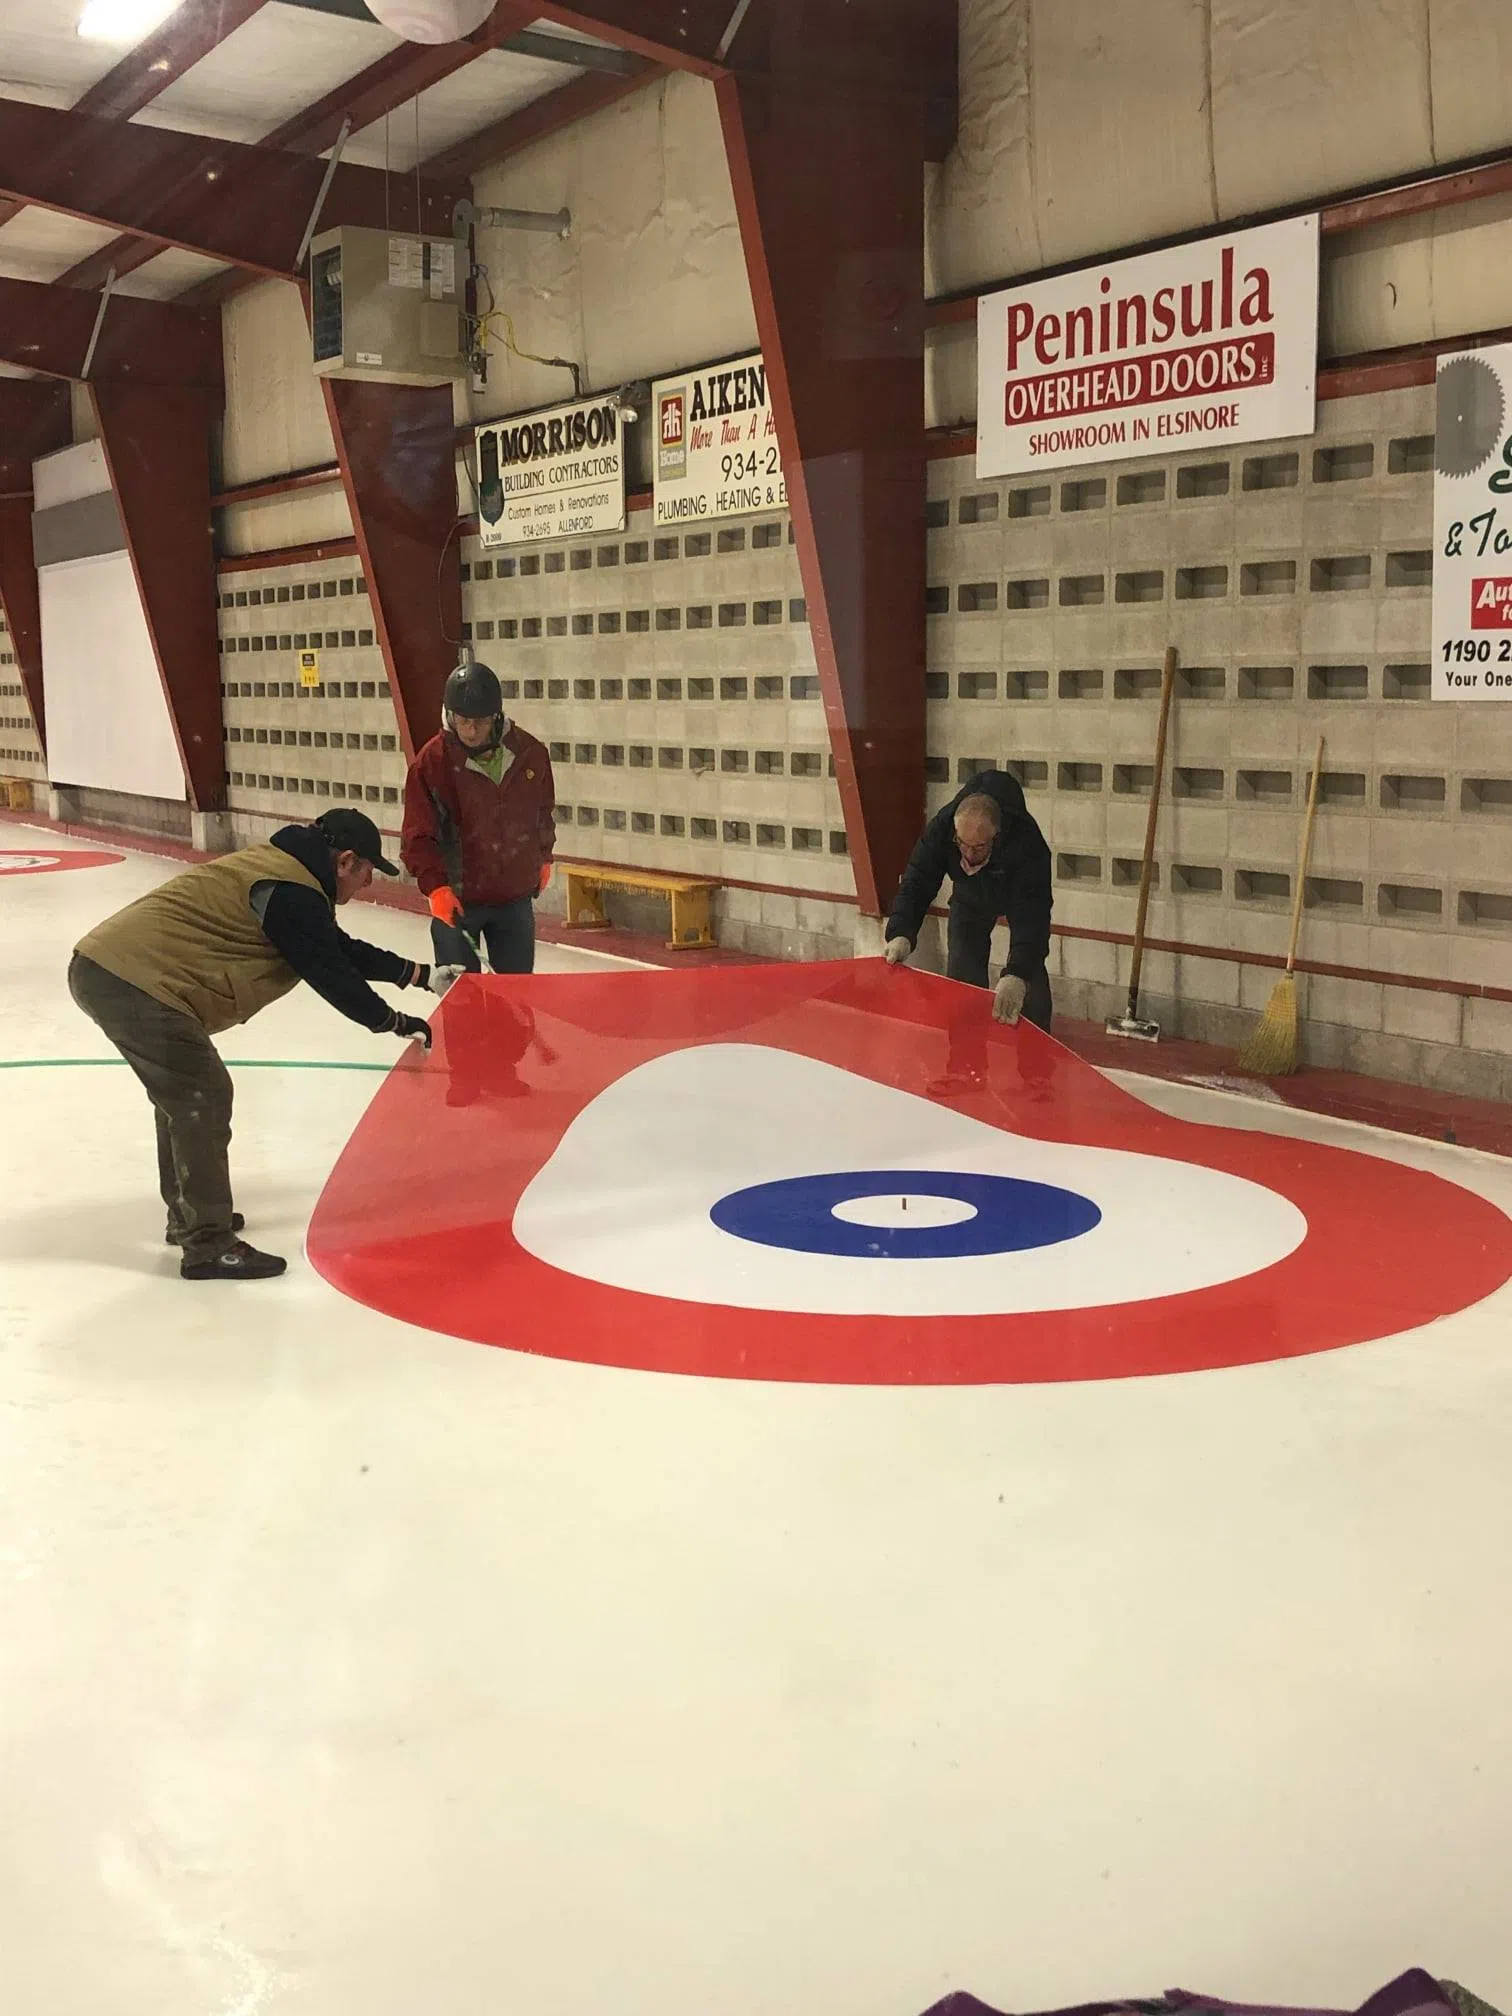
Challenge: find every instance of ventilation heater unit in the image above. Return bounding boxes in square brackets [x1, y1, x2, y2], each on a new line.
[310, 226, 466, 387]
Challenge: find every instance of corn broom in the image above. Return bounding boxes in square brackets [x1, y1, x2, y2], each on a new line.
[1238, 733, 1325, 1077]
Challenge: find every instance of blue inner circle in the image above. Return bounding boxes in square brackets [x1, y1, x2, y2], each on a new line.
[709, 1169, 1101, 1259]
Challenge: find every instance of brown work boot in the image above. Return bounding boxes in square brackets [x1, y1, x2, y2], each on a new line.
[181, 1239, 287, 1282]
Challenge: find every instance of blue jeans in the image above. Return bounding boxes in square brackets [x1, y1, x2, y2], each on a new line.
[431, 895, 536, 975]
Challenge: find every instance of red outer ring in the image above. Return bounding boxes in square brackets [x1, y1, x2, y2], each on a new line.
[0, 850, 125, 875]
[308, 964, 1512, 1386]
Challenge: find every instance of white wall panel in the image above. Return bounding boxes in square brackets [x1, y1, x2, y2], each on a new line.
[468, 72, 755, 419]
[929, 0, 1512, 305]
[1030, 0, 1216, 267]
[220, 278, 338, 488]
[218, 487, 355, 559]
[1209, 0, 1433, 216]
[926, 0, 1040, 298]
[33, 440, 109, 510]
[1426, 0, 1512, 160]
[41, 552, 185, 801]
[1322, 191, 1512, 357]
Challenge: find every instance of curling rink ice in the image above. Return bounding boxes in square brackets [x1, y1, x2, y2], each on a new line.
[4, 825, 1512, 2016]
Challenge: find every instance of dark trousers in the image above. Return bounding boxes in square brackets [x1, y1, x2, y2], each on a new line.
[430, 895, 535, 976]
[946, 905, 1053, 1031]
[68, 954, 238, 1264]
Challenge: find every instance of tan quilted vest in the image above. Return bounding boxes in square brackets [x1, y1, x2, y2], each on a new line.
[75, 842, 328, 1034]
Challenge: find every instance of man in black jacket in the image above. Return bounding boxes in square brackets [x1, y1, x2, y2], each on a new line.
[884, 770, 1054, 1028]
[70, 809, 454, 1281]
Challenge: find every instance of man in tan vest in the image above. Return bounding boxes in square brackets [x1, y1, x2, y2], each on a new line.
[69, 809, 455, 1282]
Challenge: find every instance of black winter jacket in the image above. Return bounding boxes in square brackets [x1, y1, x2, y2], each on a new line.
[885, 770, 1053, 980]
[253, 824, 423, 1033]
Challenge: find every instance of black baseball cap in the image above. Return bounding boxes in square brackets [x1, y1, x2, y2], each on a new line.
[314, 807, 399, 876]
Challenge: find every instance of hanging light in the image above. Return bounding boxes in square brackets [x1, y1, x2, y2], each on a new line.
[364, 0, 494, 43]
[77, 0, 177, 39]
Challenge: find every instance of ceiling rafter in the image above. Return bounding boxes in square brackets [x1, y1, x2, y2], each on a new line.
[528, 1, 731, 75]
[58, 0, 542, 294]
[0, 273, 223, 386]
[0, 97, 465, 279]
[0, 0, 274, 231]
[184, 58, 667, 311]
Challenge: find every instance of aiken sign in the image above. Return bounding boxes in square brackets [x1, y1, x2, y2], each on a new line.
[976, 215, 1319, 477]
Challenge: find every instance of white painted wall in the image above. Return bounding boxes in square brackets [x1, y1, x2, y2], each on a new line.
[41, 551, 186, 801]
[218, 278, 353, 556]
[930, 0, 1512, 296]
[466, 70, 755, 421]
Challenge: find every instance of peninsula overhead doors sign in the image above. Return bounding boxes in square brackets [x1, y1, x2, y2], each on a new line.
[652, 353, 786, 525]
[475, 395, 626, 548]
[976, 215, 1320, 476]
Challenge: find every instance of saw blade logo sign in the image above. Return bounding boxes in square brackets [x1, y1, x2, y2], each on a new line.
[1435, 354, 1505, 477]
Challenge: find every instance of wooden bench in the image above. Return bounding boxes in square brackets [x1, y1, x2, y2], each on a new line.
[561, 864, 718, 950]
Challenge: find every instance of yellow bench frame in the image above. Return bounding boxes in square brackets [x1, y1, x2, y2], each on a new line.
[561, 864, 718, 950]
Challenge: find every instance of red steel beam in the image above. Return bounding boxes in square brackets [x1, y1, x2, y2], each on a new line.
[0, 275, 222, 386]
[529, 1, 729, 74]
[0, 0, 273, 232]
[212, 462, 343, 509]
[715, 0, 956, 918]
[0, 381, 74, 754]
[322, 375, 462, 762]
[0, 99, 463, 281]
[219, 538, 359, 574]
[66, 1, 539, 295]
[92, 382, 226, 811]
[1318, 153, 1512, 236]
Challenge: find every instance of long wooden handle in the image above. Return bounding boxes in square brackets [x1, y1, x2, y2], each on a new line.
[1127, 645, 1178, 1011]
[1285, 734, 1325, 973]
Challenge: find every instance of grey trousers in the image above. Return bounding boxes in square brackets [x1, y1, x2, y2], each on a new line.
[68, 954, 238, 1263]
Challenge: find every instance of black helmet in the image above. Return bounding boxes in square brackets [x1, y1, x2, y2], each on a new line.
[443, 658, 505, 752]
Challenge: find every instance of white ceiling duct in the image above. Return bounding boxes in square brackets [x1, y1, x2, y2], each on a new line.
[364, 0, 495, 44]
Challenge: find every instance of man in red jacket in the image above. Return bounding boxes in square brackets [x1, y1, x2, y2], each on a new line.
[401, 659, 556, 974]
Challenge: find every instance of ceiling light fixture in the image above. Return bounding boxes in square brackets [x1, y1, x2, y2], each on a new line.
[77, 0, 179, 43]
[364, 0, 493, 44]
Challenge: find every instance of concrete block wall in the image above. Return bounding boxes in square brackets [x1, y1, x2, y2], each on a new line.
[0, 608, 45, 800]
[460, 502, 866, 959]
[201, 382, 1509, 1097]
[924, 381, 1512, 1096]
[216, 559, 403, 850]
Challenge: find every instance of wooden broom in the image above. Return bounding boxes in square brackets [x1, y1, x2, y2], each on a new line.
[1238, 733, 1325, 1077]
[1105, 643, 1178, 1041]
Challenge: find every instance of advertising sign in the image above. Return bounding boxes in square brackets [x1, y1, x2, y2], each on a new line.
[475, 395, 626, 548]
[652, 353, 786, 525]
[1432, 345, 1512, 700]
[976, 215, 1319, 477]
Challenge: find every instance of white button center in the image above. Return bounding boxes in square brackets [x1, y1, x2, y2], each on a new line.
[830, 1193, 979, 1230]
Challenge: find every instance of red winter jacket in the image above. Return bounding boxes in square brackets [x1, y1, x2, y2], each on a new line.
[401, 724, 556, 907]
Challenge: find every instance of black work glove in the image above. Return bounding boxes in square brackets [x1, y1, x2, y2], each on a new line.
[391, 1011, 433, 1051]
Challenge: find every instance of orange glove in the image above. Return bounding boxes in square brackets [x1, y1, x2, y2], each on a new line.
[429, 886, 463, 928]
[537, 862, 552, 896]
